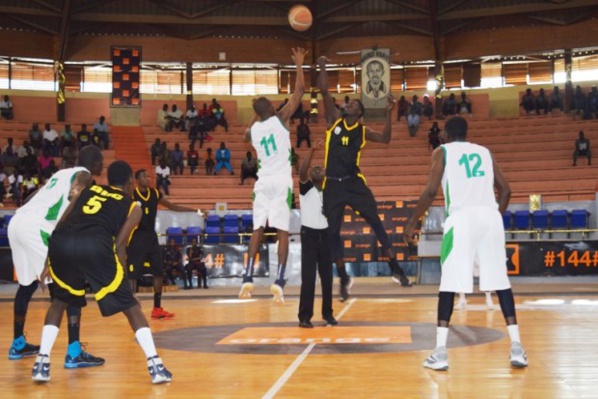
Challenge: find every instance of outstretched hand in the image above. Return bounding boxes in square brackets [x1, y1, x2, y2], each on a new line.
[291, 47, 308, 66]
[386, 94, 396, 112]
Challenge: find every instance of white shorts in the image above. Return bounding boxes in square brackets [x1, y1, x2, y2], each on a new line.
[252, 174, 293, 231]
[8, 214, 54, 286]
[439, 207, 511, 293]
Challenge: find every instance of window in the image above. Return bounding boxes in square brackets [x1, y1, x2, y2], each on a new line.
[232, 70, 277, 95]
[572, 55, 598, 83]
[193, 70, 230, 95]
[11, 62, 55, 91]
[480, 62, 502, 88]
[82, 66, 111, 93]
[390, 69, 404, 91]
[444, 65, 462, 89]
[404, 67, 428, 90]
[279, 70, 310, 94]
[503, 63, 527, 86]
[528, 62, 552, 84]
[157, 70, 183, 94]
[0, 61, 8, 89]
[553, 58, 566, 84]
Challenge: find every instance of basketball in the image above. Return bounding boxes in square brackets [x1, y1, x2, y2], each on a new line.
[288, 5, 312, 32]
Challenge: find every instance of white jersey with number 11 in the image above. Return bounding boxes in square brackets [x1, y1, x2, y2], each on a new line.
[251, 115, 292, 178]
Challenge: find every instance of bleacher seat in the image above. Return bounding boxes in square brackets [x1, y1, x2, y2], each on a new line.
[0, 228, 9, 247]
[223, 214, 239, 228]
[532, 210, 549, 230]
[204, 226, 220, 244]
[222, 225, 239, 244]
[514, 211, 530, 230]
[551, 210, 569, 229]
[502, 211, 512, 230]
[3, 214, 13, 227]
[166, 227, 184, 245]
[205, 215, 221, 229]
[186, 226, 202, 243]
[570, 209, 589, 229]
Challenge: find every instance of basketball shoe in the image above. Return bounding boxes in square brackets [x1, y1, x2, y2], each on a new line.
[510, 342, 528, 368]
[32, 354, 51, 382]
[340, 276, 353, 302]
[270, 279, 285, 305]
[151, 307, 175, 319]
[239, 276, 254, 299]
[147, 355, 172, 384]
[9, 335, 40, 360]
[423, 347, 449, 371]
[391, 271, 412, 287]
[64, 341, 105, 368]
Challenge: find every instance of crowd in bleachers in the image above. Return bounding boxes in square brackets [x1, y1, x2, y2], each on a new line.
[520, 85, 598, 118]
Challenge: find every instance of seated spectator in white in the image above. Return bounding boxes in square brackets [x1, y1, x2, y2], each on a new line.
[422, 95, 434, 120]
[150, 138, 162, 166]
[442, 93, 457, 117]
[61, 145, 77, 168]
[21, 172, 39, 202]
[41, 158, 59, 181]
[458, 92, 472, 115]
[43, 123, 60, 156]
[155, 159, 171, 196]
[573, 130, 591, 166]
[0, 95, 13, 120]
[1, 146, 18, 175]
[16, 140, 32, 159]
[94, 115, 110, 149]
[7, 169, 23, 205]
[171, 143, 184, 175]
[535, 88, 549, 115]
[520, 88, 535, 115]
[28, 123, 43, 151]
[3, 137, 16, 154]
[185, 105, 198, 131]
[549, 86, 564, 113]
[296, 120, 311, 148]
[77, 124, 91, 149]
[187, 144, 199, 175]
[239, 151, 258, 185]
[61, 124, 76, 152]
[214, 141, 233, 175]
[428, 122, 443, 150]
[212, 103, 228, 132]
[158, 103, 170, 131]
[167, 104, 185, 132]
[407, 106, 421, 137]
[90, 128, 102, 149]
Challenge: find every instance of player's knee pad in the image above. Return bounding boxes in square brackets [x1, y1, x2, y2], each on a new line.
[438, 291, 455, 322]
[496, 289, 516, 319]
[14, 282, 39, 315]
[66, 305, 82, 318]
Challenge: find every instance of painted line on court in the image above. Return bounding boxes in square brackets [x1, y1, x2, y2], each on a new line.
[261, 298, 357, 399]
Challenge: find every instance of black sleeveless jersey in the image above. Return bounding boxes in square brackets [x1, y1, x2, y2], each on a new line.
[324, 118, 366, 178]
[55, 185, 134, 237]
[133, 187, 161, 232]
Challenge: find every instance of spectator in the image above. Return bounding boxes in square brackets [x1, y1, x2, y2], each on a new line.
[277, 98, 289, 112]
[187, 144, 199, 175]
[3, 137, 16, 154]
[428, 121, 442, 150]
[549, 86, 564, 113]
[61, 144, 77, 168]
[93, 115, 110, 149]
[0, 171, 6, 205]
[28, 123, 43, 151]
[41, 159, 59, 181]
[407, 106, 421, 137]
[171, 143, 184, 175]
[190, 115, 209, 149]
[0, 95, 13, 119]
[155, 159, 171, 196]
[37, 148, 53, 177]
[291, 102, 307, 125]
[573, 130, 591, 166]
[520, 88, 535, 115]
[43, 123, 60, 156]
[205, 147, 215, 175]
[239, 151, 258, 185]
[410, 95, 423, 116]
[150, 138, 162, 166]
[185, 105, 198, 131]
[296, 120, 311, 148]
[198, 103, 213, 131]
[167, 104, 185, 132]
[17, 146, 37, 176]
[7, 169, 23, 206]
[91, 128, 102, 149]
[396, 95, 409, 121]
[21, 172, 39, 202]
[214, 142, 233, 175]
[442, 93, 457, 117]
[588, 86, 598, 119]
[77, 124, 91, 149]
[61, 124, 75, 152]
[159, 141, 173, 167]
[535, 88, 549, 115]
[163, 238, 184, 286]
[572, 85, 586, 118]
[1, 146, 18, 175]
[422, 95, 434, 120]
[212, 103, 228, 132]
[157, 104, 170, 131]
[185, 238, 207, 289]
[458, 92, 472, 115]
[16, 140, 32, 159]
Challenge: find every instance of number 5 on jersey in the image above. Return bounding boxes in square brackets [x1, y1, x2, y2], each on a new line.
[83, 195, 107, 214]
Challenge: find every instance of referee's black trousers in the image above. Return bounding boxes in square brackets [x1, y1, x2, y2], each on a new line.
[298, 226, 333, 322]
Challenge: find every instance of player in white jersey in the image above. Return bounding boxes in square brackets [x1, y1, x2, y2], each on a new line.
[8, 146, 106, 368]
[238, 47, 307, 303]
[405, 116, 527, 371]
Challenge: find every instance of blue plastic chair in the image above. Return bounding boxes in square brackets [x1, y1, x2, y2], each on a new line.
[223, 214, 239, 228]
[570, 209, 589, 229]
[0, 228, 8, 247]
[514, 211, 530, 230]
[502, 210, 512, 230]
[204, 226, 221, 244]
[205, 215, 221, 229]
[551, 210, 568, 229]
[222, 226, 239, 244]
[3, 214, 14, 227]
[166, 227, 184, 245]
[186, 226, 203, 244]
[532, 210, 549, 230]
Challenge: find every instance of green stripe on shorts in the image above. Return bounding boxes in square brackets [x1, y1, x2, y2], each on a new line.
[440, 227, 454, 265]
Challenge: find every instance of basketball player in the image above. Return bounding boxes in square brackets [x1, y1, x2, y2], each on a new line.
[404, 116, 527, 370]
[126, 169, 194, 319]
[238, 47, 307, 304]
[32, 161, 172, 384]
[317, 55, 412, 302]
[8, 146, 104, 368]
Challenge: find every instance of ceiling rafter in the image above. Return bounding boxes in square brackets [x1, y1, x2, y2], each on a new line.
[4, 14, 58, 35]
[72, 0, 117, 14]
[318, 0, 363, 19]
[439, 0, 598, 20]
[0, 6, 59, 17]
[387, 21, 432, 36]
[439, 0, 469, 15]
[31, 0, 62, 13]
[316, 22, 362, 41]
[439, 20, 474, 36]
[383, 0, 429, 15]
[145, 0, 192, 19]
[58, 0, 73, 60]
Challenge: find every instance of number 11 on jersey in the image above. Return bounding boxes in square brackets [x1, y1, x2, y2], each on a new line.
[260, 134, 278, 157]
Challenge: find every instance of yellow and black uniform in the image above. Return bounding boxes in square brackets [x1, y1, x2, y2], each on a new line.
[126, 187, 164, 279]
[323, 118, 392, 260]
[48, 185, 138, 317]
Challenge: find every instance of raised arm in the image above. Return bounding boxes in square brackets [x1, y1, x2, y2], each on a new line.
[244, 113, 258, 142]
[317, 56, 341, 126]
[299, 140, 322, 183]
[365, 95, 396, 143]
[492, 154, 511, 214]
[278, 48, 307, 123]
[159, 196, 195, 212]
[404, 147, 445, 242]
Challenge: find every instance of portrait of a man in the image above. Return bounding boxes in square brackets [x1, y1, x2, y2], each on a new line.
[365, 60, 386, 99]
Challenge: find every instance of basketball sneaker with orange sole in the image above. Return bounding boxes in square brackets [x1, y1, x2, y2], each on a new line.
[151, 307, 174, 319]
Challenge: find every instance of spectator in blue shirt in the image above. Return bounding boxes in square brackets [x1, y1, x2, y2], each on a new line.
[171, 143, 184, 175]
[214, 142, 233, 175]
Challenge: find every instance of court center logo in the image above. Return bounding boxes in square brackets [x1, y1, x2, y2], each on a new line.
[153, 322, 503, 355]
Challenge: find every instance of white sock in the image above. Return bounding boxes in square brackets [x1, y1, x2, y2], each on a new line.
[458, 293, 466, 302]
[436, 327, 449, 348]
[135, 327, 158, 359]
[507, 324, 521, 343]
[485, 292, 493, 303]
[39, 325, 60, 356]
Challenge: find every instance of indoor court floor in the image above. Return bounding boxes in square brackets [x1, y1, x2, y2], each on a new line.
[1, 277, 597, 399]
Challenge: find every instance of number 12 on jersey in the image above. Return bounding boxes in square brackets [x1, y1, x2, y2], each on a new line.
[458, 153, 485, 178]
[260, 134, 278, 157]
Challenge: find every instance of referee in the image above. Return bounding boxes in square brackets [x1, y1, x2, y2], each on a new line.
[317, 56, 412, 302]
